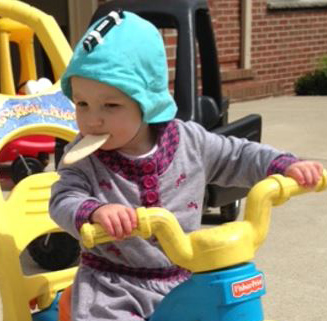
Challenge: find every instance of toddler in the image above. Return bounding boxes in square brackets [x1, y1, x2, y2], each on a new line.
[50, 11, 323, 321]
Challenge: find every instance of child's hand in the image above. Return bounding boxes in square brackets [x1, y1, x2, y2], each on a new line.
[91, 204, 138, 239]
[284, 161, 323, 188]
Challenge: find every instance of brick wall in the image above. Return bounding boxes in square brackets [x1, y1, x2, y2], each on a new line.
[161, 29, 178, 92]
[210, 0, 327, 100]
[209, 0, 241, 70]
[96, 0, 327, 101]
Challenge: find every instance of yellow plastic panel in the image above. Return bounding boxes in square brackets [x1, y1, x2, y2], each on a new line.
[0, 0, 72, 83]
[0, 18, 37, 94]
[0, 172, 77, 321]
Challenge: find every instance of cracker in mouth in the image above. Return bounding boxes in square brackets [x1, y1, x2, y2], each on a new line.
[63, 133, 111, 165]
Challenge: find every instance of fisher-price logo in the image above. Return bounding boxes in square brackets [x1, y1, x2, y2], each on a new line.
[232, 274, 264, 298]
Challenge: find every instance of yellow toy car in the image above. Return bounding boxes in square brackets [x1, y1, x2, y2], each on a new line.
[0, 1, 76, 184]
[0, 0, 80, 272]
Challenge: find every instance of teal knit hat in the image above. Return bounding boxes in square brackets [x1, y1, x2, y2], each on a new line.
[61, 11, 177, 123]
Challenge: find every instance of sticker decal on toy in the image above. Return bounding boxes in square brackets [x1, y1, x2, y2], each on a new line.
[0, 91, 77, 138]
[232, 274, 264, 298]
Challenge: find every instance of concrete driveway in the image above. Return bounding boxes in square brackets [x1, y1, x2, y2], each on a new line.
[230, 96, 327, 321]
[0, 96, 326, 320]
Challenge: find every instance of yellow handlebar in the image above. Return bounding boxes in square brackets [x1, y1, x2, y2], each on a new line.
[81, 170, 327, 273]
[244, 171, 327, 249]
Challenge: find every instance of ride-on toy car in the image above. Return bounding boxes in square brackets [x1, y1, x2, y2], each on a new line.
[91, 0, 263, 224]
[0, 12, 56, 183]
[1, 158, 326, 320]
[0, 0, 80, 271]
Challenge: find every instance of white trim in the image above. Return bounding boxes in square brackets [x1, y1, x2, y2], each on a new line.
[241, 0, 252, 69]
[109, 11, 123, 25]
[268, 0, 327, 9]
[68, 0, 98, 47]
[88, 30, 104, 44]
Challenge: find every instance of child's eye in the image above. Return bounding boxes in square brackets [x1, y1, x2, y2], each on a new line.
[103, 103, 120, 109]
[75, 101, 88, 108]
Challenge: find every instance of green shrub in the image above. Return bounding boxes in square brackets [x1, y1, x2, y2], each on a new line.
[318, 55, 327, 71]
[295, 69, 327, 95]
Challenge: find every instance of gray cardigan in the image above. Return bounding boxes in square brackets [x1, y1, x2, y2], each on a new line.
[50, 119, 283, 268]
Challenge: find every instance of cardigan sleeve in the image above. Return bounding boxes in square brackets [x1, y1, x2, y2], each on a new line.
[181, 120, 297, 188]
[49, 164, 105, 239]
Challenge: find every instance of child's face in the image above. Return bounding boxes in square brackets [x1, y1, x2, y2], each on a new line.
[71, 76, 144, 152]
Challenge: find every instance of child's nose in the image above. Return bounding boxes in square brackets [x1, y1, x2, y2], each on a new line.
[88, 114, 104, 128]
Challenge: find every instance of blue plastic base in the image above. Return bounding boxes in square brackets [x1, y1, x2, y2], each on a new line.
[32, 293, 60, 321]
[149, 262, 266, 321]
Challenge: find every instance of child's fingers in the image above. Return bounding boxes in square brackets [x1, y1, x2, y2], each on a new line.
[312, 163, 323, 185]
[91, 207, 116, 237]
[301, 163, 324, 187]
[297, 163, 323, 187]
[118, 210, 133, 236]
[91, 205, 138, 239]
[101, 215, 116, 238]
[126, 207, 138, 229]
[288, 167, 305, 185]
[314, 162, 324, 172]
[314, 162, 324, 177]
[300, 166, 314, 186]
[108, 212, 124, 239]
[286, 161, 324, 187]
